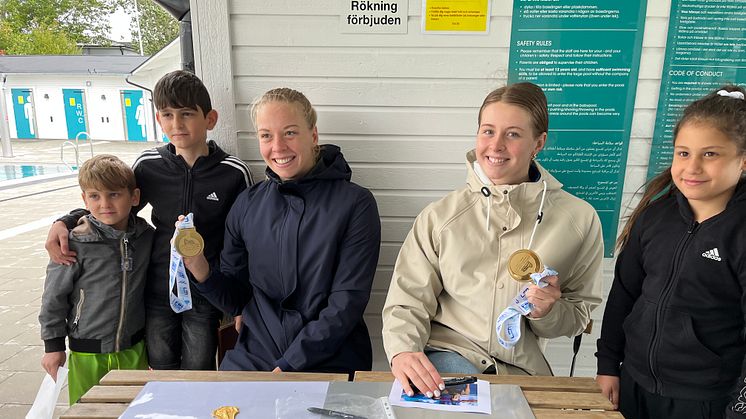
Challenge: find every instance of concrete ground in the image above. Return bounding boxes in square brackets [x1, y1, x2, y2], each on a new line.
[0, 139, 157, 418]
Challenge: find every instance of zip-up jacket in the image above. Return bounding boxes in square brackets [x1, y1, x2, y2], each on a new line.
[383, 150, 603, 375]
[39, 215, 154, 353]
[596, 181, 746, 407]
[194, 145, 381, 374]
[130, 140, 252, 297]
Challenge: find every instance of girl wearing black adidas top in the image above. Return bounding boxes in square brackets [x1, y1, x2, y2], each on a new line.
[596, 85, 746, 419]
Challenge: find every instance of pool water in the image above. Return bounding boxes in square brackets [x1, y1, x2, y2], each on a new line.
[0, 164, 75, 181]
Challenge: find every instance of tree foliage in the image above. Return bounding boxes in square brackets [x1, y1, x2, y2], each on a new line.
[0, 0, 179, 56]
[118, 0, 179, 56]
[0, 0, 115, 55]
[0, 22, 80, 55]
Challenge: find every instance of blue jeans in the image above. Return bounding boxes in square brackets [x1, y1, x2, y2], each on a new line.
[145, 291, 221, 370]
[425, 349, 481, 374]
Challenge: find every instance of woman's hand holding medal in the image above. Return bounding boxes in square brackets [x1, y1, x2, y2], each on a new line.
[506, 249, 561, 318]
[174, 214, 210, 282]
[524, 274, 561, 318]
[496, 258, 561, 348]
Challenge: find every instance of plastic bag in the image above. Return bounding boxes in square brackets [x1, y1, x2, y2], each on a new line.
[276, 393, 388, 419]
[26, 366, 68, 419]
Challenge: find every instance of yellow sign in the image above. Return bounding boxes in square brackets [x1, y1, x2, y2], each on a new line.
[17, 96, 24, 105]
[69, 98, 76, 106]
[125, 98, 131, 107]
[423, 0, 489, 32]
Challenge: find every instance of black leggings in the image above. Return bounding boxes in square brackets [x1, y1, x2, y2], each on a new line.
[619, 368, 729, 419]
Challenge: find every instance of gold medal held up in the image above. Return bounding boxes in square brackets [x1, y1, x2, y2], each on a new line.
[174, 227, 204, 257]
[508, 249, 542, 282]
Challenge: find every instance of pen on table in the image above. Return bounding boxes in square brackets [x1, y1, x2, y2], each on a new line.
[443, 376, 477, 387]
[409, 375, 478, 394]
[307, 406, 367, 419]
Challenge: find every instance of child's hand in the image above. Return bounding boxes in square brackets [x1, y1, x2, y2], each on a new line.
[41, 351, 66, 382]
[182, 253, 210, 282]
[234, 315, 242, 332]
[46, 221, 77, 265]
[596, 374, 619, 410]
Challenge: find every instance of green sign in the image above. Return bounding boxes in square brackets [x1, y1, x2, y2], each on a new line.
[508, 0, 647, 257]
[647, 0, 746, 179]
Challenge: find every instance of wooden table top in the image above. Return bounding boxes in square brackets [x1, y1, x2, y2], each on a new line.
[61, 370, 622, 419]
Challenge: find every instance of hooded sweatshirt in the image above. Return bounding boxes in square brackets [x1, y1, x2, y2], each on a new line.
[194, 144, 381, 374]
[597, 181, 746, 406]
[383, 150, 603, 375]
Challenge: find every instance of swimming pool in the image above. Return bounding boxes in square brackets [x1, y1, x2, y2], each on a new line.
[0, 164, 75, 181]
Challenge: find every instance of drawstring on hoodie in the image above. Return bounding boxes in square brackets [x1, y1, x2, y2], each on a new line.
[481, 187, 492, 230]
[527, 181, 547, 250]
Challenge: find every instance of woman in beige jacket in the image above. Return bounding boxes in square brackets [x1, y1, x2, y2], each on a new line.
[382, 82, 604, 398]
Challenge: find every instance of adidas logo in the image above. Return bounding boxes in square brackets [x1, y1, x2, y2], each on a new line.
[701, 248, 722, 262]
[206, 192, 219, 202]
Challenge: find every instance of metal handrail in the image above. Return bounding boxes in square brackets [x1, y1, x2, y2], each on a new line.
[60, 141, 79, 171]
[60, 131, 93, 170]
[76, 132, 94, 161]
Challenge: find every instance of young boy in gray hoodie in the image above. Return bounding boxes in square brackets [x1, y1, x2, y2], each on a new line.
[39, 155, 154, 404]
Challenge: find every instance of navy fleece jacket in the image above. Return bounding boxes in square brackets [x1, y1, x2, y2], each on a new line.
[195, 145, 381, 374]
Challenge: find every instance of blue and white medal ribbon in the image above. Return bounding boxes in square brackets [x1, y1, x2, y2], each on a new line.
[496, 268, 558, 349]
[168, 213, 194, 313]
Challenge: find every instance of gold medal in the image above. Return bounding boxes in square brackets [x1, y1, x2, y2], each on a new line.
[174, 227, 204, 257]
[212, 406, 239, 419]
[507, 249, 542, 282]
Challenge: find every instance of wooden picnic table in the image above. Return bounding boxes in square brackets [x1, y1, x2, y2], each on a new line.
[60, 369, 621, 418]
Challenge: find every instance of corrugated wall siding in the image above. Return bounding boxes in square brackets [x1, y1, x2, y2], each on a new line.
[222, 0, 670, 375]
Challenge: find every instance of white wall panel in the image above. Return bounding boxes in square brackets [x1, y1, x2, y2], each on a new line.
[639, 48, 665, 80]
[87, 88, 125, 141]
[234, 78, 498, 108]
[238, 107, 478, 137]
[239, 134, 474, 164]
[642, 17, 669, 48]
[373, 191, 451, 217]
[630, 109, 656, 139]
[232, 47, 509, 79]
[34, 88, 67, 140]
[4, 93, 17, 139]
[230, 15, 512, 47]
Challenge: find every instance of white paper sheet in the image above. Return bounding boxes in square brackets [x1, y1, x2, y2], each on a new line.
[388, 379, 492, 414]
[118, 381, 329, 419]
[26, 366, 68, 419]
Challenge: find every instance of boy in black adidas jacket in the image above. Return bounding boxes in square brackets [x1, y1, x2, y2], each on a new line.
[46, 71, 253, 370]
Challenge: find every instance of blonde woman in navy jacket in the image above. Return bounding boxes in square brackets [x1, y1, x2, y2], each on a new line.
[182, 88, 381, 375]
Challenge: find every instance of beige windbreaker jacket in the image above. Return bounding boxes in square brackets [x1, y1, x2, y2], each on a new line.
[382, 150, 603, 375]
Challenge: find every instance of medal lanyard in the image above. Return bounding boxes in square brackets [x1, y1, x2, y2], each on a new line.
[526, 180, 548, 251]
[168, 213, 195, 313]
